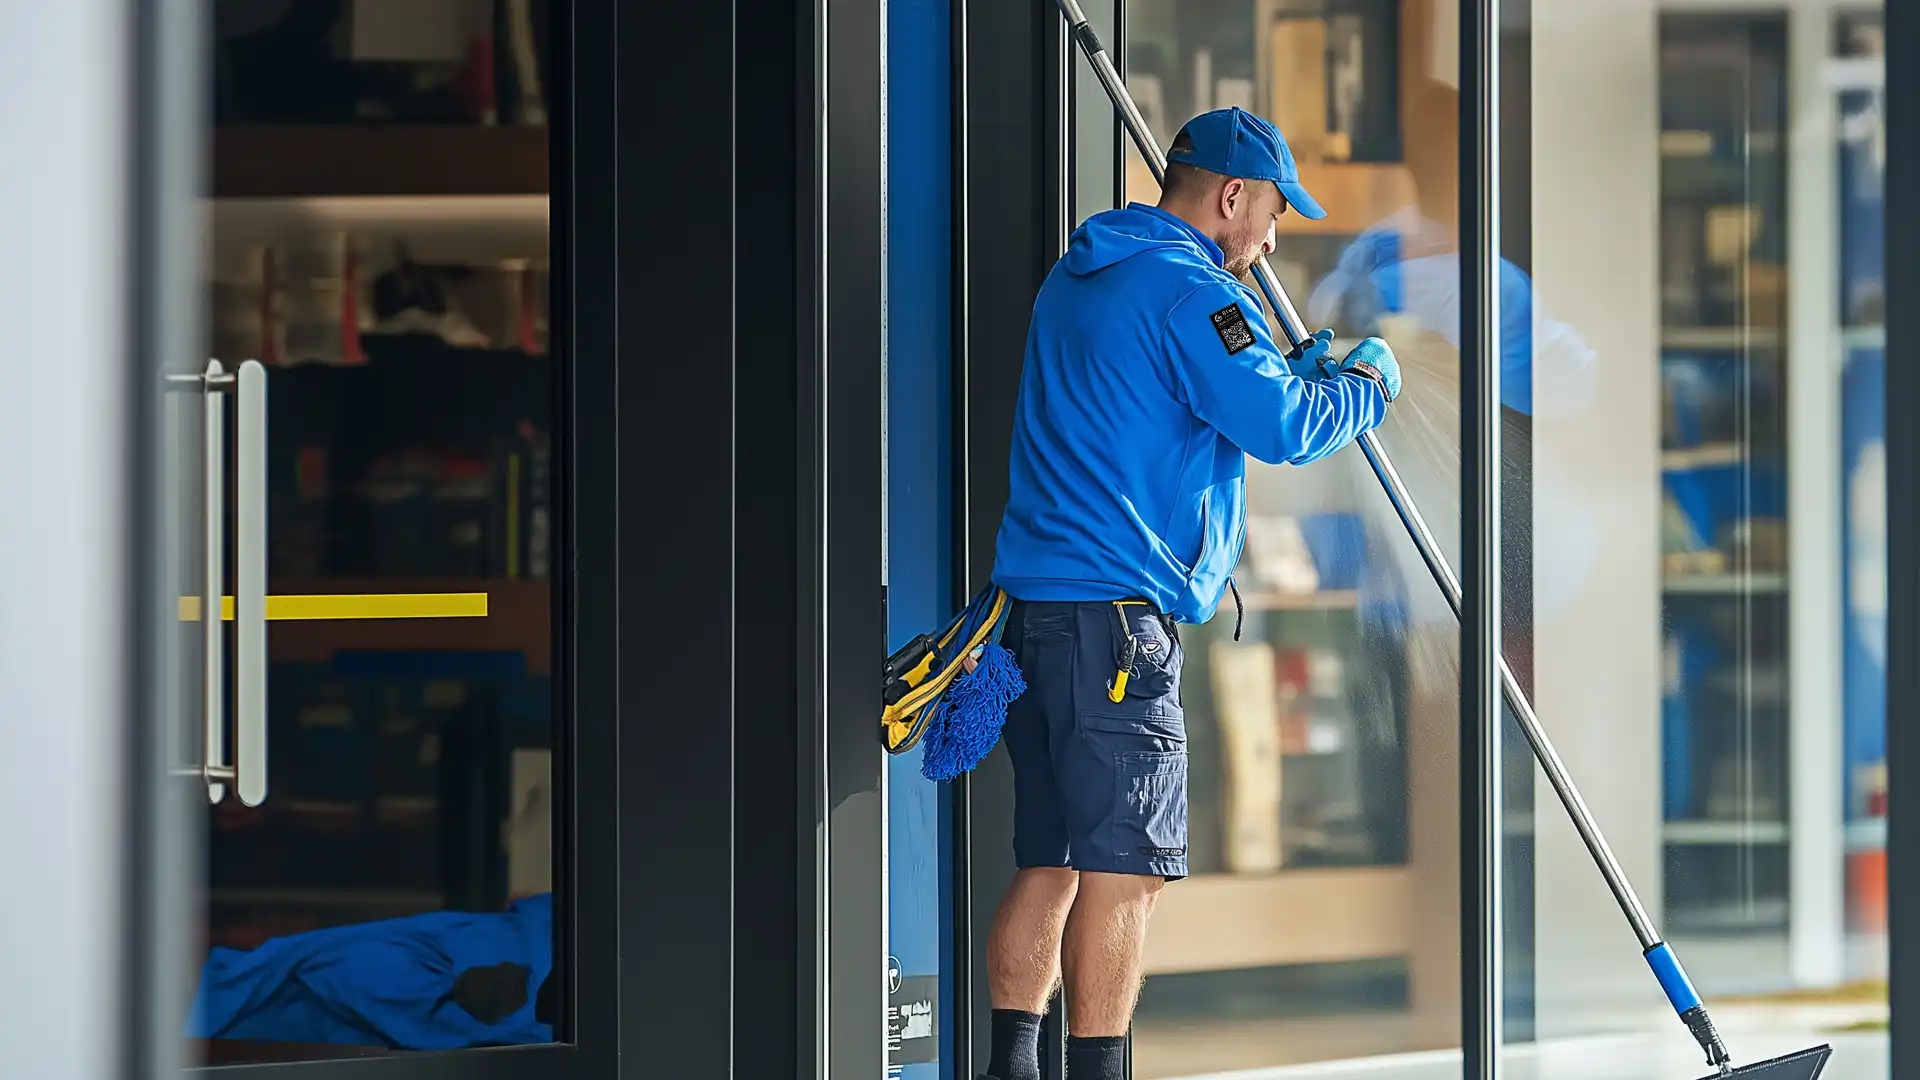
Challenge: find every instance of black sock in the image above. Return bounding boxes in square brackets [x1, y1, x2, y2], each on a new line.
[1065, 1034, 1126, 1080]
[987, 1008, 1044, 1080]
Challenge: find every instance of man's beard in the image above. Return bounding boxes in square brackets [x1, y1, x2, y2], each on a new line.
[1219, 221, 1264, 276]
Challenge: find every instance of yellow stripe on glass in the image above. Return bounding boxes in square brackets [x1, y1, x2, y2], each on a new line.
[178, 593, 490, 622]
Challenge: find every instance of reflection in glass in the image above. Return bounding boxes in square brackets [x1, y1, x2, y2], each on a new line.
[1122, 1, 1467, 1075]
[1835, 12, 1888, 980]
[1500, 2, 1888, 1076]
[1126, 0, 1895, 1076]
[183, 2, 557, 1064]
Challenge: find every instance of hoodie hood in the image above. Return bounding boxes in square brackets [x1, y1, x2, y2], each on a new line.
[1061, 203, 1225, 277]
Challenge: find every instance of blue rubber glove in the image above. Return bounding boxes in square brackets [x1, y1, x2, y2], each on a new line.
[1283, 328, 1336, 381]
[1320, 336, 1401, 403]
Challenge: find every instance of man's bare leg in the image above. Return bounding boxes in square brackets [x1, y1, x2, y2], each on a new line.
[984, 867, 1079, 1079]
[989, 867, 1079, 1009]
[1059, 871, 1163, 1079]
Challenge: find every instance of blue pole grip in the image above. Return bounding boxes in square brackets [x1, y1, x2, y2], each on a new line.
[1643, 942, 1703, 1016]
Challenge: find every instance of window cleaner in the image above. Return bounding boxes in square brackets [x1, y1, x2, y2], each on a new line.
[1048, 1, 1832, 1078]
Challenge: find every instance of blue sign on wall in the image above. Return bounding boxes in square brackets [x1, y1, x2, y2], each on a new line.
[886, 0, 955, 1077]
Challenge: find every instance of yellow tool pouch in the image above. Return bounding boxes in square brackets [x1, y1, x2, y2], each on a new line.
[880, 586, 1025, 781]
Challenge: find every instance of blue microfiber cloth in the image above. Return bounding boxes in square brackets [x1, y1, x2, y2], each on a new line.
[918, 640, 1025, 782]
[184, 893, 553, 1050]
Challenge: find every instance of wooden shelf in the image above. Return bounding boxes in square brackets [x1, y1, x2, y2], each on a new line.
[1144, 867, 1411, 975]
[1661, 442, 1746, 470]
[1845, 325, 1886, 350]
[1277, 161, 1419, 235]
[213, 125, 549, 198]
[264, 578, 552, 674]
[1664, 819, 1788, 845]
[1663, 572, 1786, 595]
[1234, 589, 1362, 612]
[1847, 818, 1887, 853]
[1124, 155, 1418, 236]
[1662, 326, 1782, 350]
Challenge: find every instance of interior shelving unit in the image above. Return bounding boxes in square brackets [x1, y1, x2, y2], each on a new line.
[201, 86, 554, 946]
[214, 125, 549, 198]
[1655, 12, 1793, 936]
[1118, 2, 1497, 1040]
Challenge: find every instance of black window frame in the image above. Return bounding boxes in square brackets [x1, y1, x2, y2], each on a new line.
[1885, 0, 1917, 1073]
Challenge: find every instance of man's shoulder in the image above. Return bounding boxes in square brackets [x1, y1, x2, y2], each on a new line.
[1067, 247, 1248, 315]
[1140, 242, 1239, 289]
[1163, 268, 1261, 327]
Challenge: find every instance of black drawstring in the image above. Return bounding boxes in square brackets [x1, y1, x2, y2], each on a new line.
[1229, 576, 1244, 641]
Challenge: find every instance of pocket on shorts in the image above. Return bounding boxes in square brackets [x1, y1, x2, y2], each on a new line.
[1100, 602, 1181, 704]
[1082, 711, 1188, 863]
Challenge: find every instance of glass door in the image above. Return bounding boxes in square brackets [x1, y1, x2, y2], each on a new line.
[1112, 3, 1471, 1075]
[1495, 0, 1891, 1075]
[156, 1, 563, 1068]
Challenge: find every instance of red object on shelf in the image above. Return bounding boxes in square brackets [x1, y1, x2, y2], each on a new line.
[459, 35, 498, 124]
[1274, 647, 1310, 694]
[260, 247, 282, 366]
[518, 266, 539, 352]
[295, 446, 329, 501]
[1273, 647, 1310, 754]
[1849, 846, 1887, 933]
[340, 239, 365, 364]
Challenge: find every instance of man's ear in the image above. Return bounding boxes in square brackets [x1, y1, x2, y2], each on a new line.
[1218, 177, 1244, 219]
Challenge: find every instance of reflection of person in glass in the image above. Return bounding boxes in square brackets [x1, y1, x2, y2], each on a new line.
[1300, 83, 1599, 637]
[981, 107, 1399, 1080]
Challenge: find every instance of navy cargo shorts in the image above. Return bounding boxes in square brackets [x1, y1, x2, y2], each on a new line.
[1001, 598, 1189, 881]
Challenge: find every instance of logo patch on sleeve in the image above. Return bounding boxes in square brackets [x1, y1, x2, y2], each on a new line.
[1209, 303, 1256, 355]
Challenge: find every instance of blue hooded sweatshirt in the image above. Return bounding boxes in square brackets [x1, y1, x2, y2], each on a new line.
[991, 203, 1389, 625]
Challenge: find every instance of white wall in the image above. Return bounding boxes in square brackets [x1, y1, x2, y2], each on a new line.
[1783, 0, 1848, 991]
[1529, 0, 1669, 1037]
[0, 1, 131, 1078]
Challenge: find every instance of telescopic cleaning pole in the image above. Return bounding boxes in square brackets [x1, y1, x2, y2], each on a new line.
[1047, 2, 1792, 1074]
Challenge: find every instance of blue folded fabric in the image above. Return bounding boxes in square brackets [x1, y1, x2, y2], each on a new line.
[185, 893, 552, 1051]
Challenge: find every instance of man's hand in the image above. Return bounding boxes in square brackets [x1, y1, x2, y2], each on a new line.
[1320, 337, 1401, 403]
[1282, 327, 1335, 381]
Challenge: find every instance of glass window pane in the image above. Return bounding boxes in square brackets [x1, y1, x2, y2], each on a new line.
[180, 3, 559, 1064]
[1501, 1, 1888, 1076]
[1121, 1, 1465, 1073]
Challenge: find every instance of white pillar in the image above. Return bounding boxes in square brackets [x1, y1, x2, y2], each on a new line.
[1529, 0, 1667, 1035]
[0, 1, 132, 1077]
[1784, 0, 1848, 991]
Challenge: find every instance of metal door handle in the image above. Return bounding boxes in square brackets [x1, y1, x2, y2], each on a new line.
[167, 361, 235, 801]
[201, 361, 229, 802]
[164, 359, 267, 805]
[236, 360, 267, 807]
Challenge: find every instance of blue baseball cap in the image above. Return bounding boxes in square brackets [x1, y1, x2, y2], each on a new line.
[1167, 106, 1327, 220]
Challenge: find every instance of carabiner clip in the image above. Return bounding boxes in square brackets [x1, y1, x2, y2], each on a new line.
[1107, 609, 1139, 703]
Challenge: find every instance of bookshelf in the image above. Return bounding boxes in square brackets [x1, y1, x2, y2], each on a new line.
[1656, 12, 1792, 936]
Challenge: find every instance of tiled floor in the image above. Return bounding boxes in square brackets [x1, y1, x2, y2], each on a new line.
[1160, 1031, 1882, 1080]
[1136, 1002, 1886, 1080]
[1133, 1011, 1448, 1079]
